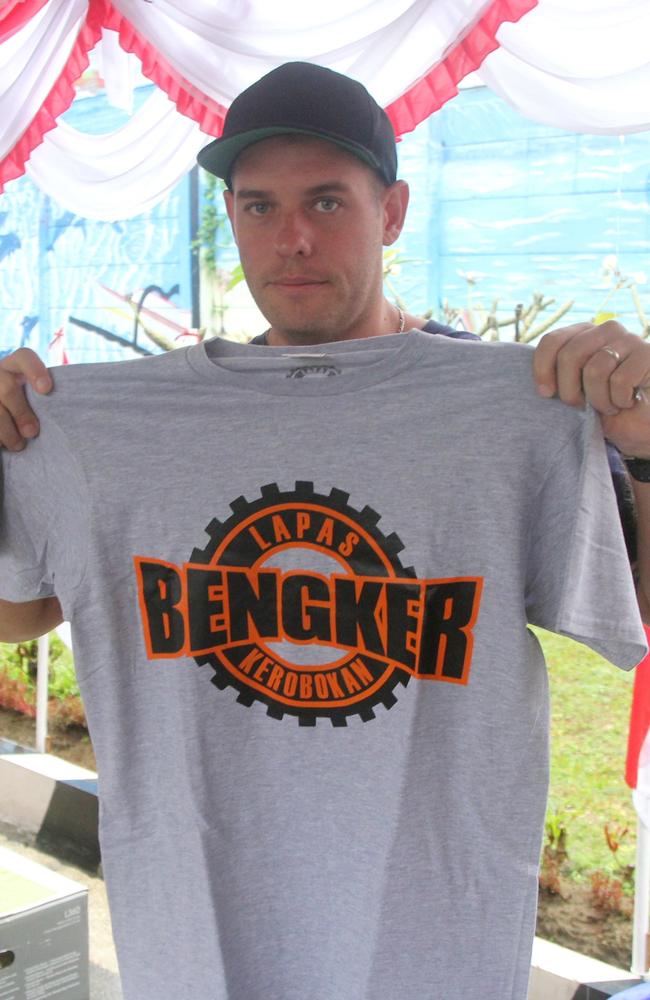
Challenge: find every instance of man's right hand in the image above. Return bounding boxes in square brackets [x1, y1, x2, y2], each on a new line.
[0, 348, 52, 451]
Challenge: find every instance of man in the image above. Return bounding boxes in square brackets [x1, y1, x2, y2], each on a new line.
[2, 74, 650, 600]
[0, 63, 648, 1000]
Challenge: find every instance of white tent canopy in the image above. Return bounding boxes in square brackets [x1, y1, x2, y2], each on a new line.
[1, 0, 649, 218]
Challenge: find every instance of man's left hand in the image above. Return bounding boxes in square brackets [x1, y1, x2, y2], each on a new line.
[533, 321, 650, 458]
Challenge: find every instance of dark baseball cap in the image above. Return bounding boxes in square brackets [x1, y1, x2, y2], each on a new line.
[197, 61, 398, 187]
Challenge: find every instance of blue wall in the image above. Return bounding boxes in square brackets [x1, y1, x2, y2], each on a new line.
[1, 83, 649, 362]
[397, 86, 650, 334]
[0, 86, 194, 363]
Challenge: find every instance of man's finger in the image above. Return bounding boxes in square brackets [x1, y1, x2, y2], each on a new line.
[607, 346, 650, 411]
[0, 352, 50, 447]
[0, 405, 29, 451]
[0, 348, 52, 394]
[581, 347, 630, 415]
[0, 371, 41, 441]
[533, 324, 593, 398]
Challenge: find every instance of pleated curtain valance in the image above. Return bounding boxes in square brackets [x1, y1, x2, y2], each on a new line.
[1, 0, 647, 219]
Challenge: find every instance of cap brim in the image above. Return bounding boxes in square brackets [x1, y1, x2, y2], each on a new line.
[197, 127, 382, 183]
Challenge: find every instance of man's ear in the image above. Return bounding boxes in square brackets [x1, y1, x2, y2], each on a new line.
[223, 188, 237, 244]
[382, 180, 409, 247]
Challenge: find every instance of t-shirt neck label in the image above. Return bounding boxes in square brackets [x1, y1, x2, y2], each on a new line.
[285, 361, 342, 379]
[188, 330, 429, 396]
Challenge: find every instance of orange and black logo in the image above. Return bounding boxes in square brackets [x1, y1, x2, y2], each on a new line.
[134, 482, 483, 726]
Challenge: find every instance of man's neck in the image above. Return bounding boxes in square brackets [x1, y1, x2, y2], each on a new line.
[264, 303, 424, 347]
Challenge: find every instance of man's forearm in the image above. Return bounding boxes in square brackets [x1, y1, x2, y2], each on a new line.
[631, 479, 650, 624]
[0, 596, 63, 642]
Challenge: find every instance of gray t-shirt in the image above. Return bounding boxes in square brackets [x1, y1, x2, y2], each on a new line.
[0, 330, 645, 1000]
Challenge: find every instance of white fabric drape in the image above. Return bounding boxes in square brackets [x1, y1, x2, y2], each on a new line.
[1, 0, 649, 218]
[25, 88, 207, 219]
[477, 0, 650, 134]
[3, 0, 528, 216]
[99, 25, 136, 114]
[0, 0, 86, 160]
[110, 0, 501, 107]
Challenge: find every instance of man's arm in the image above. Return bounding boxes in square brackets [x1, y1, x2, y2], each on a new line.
[0, 596, 63, 642]
[534, 320, 650, 623]
[0, 349, 52, 450]
[0, 355, 60, 639]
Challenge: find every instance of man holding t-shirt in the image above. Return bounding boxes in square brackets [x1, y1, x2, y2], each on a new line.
[0, 63, 649, 1000]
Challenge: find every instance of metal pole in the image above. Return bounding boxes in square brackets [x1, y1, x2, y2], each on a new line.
[189, 165, 201, 330]
[35, 633, 49, 753]
[632, 816, 650, 976]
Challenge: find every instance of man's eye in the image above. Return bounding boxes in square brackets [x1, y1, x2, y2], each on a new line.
[246, 203, 269, 216]
[314, 198, 339, 213]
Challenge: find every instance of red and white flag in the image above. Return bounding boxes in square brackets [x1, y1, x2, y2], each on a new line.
[626, 625, 650, 827]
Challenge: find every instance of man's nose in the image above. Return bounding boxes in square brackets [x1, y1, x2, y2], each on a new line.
[275, 212, 312, 257]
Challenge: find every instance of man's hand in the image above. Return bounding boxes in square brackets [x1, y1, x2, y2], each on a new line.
[533, 321, 650, 458]
[0, 348, 52, 451]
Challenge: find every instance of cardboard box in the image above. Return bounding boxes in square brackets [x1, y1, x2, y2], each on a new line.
[0, 846, 88, 1000]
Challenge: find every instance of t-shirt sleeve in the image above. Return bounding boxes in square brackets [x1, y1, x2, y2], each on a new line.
[0, 443, 56, 601]
[0, 406, 88, 610]
[525, 406, 647, 669]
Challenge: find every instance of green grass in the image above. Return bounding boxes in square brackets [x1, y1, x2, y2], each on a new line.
[537, 628, 637, 877]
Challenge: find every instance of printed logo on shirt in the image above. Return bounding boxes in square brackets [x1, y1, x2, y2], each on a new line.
[134, 482, 483, 726]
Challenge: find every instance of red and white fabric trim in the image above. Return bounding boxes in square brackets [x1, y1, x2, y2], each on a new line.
[627, 627, 650, 828]
[2, 1, 649, 217]
[0, 0, 539, 204]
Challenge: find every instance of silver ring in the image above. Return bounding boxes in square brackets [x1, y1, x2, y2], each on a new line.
[600, 346, 622, 363]
[634, 387, 648, 405]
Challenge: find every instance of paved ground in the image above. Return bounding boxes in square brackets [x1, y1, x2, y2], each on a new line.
[0, 821, 123, 1000]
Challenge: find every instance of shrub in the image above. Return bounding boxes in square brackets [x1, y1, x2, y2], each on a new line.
[0, 637, 86, 730]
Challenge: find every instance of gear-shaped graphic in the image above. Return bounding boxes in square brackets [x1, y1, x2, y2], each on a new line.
[190, 481, 416, 726]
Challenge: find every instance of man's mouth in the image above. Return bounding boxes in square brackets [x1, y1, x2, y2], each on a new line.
[269, 277, 328, 288]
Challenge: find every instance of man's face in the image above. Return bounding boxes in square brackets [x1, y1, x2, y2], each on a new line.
[223, 136, 407, 345]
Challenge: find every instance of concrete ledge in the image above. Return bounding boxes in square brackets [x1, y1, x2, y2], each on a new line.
[0, 737, 37, 756]
[0, 745, 99, 865]
[530, 937, 642, 999]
